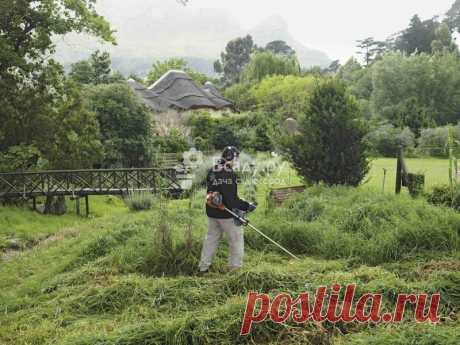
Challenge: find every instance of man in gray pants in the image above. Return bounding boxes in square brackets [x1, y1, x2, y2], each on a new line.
[198, 147, 256, 273]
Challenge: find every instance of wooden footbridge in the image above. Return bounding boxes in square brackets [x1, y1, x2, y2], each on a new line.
[0, 167, 185, 215]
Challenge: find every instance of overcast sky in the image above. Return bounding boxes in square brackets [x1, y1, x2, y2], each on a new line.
[190, 0, 455, 61]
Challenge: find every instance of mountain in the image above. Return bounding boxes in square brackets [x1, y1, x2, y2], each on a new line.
[54, 1, 331, 76]
[249, 15, 331, 68]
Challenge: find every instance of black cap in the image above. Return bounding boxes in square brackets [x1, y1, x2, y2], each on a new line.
[222, 146, 240, 161]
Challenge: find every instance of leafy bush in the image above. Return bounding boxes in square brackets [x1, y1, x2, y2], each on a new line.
[85, 83, 152, 167]
[427, 184, 460, 211]
[365, 124, 415, 157]
[249, 74, 316, 119]
[416, 126, 451, 157]
[281, 79, 369, 186]
[124, 191, 156, 211]
[380, 97, 433, 137]
[223, 82, 257, 111]
[152, 128, 190, 153]
[187, 112, 275, 152]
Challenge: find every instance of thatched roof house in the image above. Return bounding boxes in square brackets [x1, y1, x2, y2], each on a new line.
[128, 70, 233, 113]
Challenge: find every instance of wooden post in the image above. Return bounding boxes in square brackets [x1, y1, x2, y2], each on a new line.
[32, 197, 36, 211]
[75, 197, 80, 216]
[395, 152, 402, 195]
[85, 195, 89, 217]
[382, 168, 387, 194]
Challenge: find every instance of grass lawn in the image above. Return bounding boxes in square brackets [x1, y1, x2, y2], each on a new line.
[0, 195, 128, 251]
[366, 157, 451, 194]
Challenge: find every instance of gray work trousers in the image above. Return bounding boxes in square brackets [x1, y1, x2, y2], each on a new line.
[199, 217, 244, 271]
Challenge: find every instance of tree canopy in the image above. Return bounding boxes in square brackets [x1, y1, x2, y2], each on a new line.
[241, 52, 300, 83]
[70, 50, 124, 85]
[0, 0, 115, 171]
[146, 58, 207, 86]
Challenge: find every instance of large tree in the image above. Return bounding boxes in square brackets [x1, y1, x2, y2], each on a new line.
[371, 51, 460, 125]
[146, 58, 207, 85]
[264, 40, 296, 58]
[356, 37, 387, 66]
[445, 0, 460, 33]
[216, 35, 254, 85]
[241, 52, 300, 83]
[0, 0, 115, 170]
[70, 50, 124, 85]
[394, 15, 438, 55]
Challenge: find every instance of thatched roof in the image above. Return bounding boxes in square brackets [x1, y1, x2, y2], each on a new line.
[202, 81, 233, 109]
[128, 70, 233, 112]
[126, 79, 182, 112]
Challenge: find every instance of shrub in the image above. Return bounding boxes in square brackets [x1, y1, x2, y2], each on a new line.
[209, 122, 240, 150]
[152, 128, 190, 154]
[249, 74, 316, 119]
[223, 82, 257, 111]
[187, 111, 275, 152]
[427, 184, 460, 211]
[281, 79, 369, 186]
[365, 124, 415, 157]
[124, 191, 156, 211]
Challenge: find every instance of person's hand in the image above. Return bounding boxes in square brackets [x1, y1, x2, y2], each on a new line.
[247, 203, 257, 212]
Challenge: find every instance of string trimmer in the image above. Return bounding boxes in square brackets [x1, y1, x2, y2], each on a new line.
[206, 192, 299, 260]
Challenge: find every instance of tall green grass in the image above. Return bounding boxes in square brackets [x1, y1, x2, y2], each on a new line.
[248, 184, 460, 265]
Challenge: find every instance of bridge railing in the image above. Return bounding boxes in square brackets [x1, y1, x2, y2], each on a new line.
[0, 168, 182, 199]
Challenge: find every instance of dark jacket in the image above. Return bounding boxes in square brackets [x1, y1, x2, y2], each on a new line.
[206, 160, 250, 219]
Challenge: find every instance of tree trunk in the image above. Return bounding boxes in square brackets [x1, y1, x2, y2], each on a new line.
[44, 196, 67, 215]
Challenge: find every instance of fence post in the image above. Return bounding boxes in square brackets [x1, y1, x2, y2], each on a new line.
[85, 195, 89, 217]
[395, 151, 402, 194]
[75, 197, 80, 216]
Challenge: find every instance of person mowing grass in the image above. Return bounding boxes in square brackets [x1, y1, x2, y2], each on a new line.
[198, 146, 257, 274]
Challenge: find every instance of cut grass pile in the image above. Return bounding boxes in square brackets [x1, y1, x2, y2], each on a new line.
[0, 195, 128, 252]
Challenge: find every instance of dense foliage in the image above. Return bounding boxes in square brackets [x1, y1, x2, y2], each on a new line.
[187, 112, 276, 152]
[146, 58, 208, 86]
[70, 50, 124, 85]
[85, 83, 153, 167]
[282, 80, 369, 186]
[0, 0, 114, 171]
[241, 52, 300, 83]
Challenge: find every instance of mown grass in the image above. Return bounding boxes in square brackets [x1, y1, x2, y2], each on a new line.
[0, 195, 128, 251]
[366, 157, 450, 193]
[0, 157, 458, 344]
